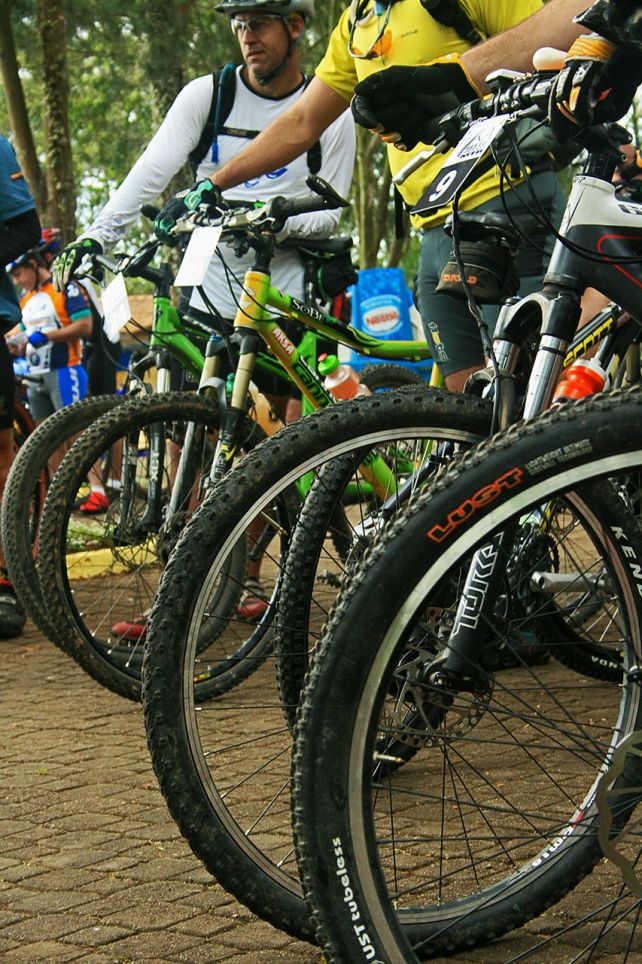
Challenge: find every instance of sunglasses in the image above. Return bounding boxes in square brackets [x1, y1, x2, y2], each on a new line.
[230, 14, 283, 35]
[348, 2, 391, 60]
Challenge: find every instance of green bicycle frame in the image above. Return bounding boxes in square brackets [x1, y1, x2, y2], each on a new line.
[221, 269, 433, 499]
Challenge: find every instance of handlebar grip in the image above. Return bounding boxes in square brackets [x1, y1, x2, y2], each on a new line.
[269, 194, 338, 221]
[93, 253, 121, 274]
[140, 204, 160, 221]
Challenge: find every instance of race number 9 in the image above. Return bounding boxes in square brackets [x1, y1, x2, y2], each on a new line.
[428, 169, 458, 203]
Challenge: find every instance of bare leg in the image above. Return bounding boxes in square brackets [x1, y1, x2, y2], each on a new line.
[444, 364, 483, 393]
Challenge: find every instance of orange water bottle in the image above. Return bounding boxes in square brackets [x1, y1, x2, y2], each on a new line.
[318, 353, 371, 400]
[553, 358, 608, 403]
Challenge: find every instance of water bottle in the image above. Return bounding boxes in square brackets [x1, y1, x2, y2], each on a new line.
[553, 358, 608, 403]
[318, 353, 371, 400]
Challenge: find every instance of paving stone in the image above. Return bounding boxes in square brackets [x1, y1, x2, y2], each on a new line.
[5, 888, 96, 914]
[0, 864, 48, 884]
[217, 919, 298, 951]
[2, 939, 84, 961]
[1, 911, 92, 941]
[94, 929, 201, 957]
[2, 621, 635, 962]
[58, 922, 133, 946]
[96, 902, 198, 931]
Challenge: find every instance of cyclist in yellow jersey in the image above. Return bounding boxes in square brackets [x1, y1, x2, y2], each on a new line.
[315, 1, 571, 390]
[156, 0, 591, 390]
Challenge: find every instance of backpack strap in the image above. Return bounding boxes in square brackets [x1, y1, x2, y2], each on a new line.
[420, 0, 483, 45]
[188, 63, 238, 177]
[189, 66, 322, 177]
[302, 75, 322, 174]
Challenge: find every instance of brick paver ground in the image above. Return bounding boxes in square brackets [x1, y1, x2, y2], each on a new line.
[0, 622, 319, 963]
[2, 622, 639, 962]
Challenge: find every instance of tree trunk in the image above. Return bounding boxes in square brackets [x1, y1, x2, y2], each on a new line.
[355, 129, 400, 268]
[39, 0, 76, 239]
[0, 0, 46, 211]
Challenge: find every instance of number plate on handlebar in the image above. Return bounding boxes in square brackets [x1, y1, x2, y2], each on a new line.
[174, 225, 222, 287]
[412, 114, 509, 216]
[101, 274, 132, 344]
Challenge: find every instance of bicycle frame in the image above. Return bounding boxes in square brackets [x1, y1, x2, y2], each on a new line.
[437, 154, 642, 680]
[207, 267, 432, 498]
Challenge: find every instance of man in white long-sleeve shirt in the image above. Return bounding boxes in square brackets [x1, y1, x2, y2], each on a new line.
[54, 0, 355, 365]
[53, 0, 355, 632]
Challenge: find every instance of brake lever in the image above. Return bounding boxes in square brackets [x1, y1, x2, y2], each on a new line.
[305, 174, 350, 208]
[393, 143, 449, 186]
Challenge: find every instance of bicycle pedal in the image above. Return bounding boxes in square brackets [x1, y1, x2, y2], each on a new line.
[318, 570, 342, 588]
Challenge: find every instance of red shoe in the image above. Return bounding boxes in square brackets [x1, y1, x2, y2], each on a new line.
[111, 617, 147, 642]
[235, 579, 269, 622]
[79, 491, 110, 514]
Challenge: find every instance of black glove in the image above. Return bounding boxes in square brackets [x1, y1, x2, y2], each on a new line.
[52, 237, 103, 290]
[351, 55, 481, 152]
[549, 34, 642, 141]
[606, 0, 642, 42]
[154, 178, 225, 243]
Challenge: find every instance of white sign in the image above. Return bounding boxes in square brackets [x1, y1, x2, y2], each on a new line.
[174, 225, 222, 287]
[101, 274, 131, 343]
[412, 114, 510, 216]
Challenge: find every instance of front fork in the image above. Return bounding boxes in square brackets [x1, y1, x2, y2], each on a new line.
[119, 353, 173, 537]
[436, 289, 581, 680]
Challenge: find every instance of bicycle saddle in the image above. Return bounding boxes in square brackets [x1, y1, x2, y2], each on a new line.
[444, 211, 540, 248]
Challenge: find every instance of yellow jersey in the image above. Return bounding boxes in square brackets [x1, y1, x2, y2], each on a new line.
[316, 0, 543, 228]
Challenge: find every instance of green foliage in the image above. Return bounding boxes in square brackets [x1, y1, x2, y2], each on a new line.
[1, 1, 398, 265]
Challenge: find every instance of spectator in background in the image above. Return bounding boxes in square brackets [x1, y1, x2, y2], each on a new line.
[7, 248, 90, 422]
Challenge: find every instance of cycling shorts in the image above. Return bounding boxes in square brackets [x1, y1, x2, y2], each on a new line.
[27, 365, 88, 421]
[84, 342, 118, 397]
[417, 171, 566, 379]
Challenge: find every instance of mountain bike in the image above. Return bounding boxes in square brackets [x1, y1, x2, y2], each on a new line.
[35, 179, 431, 701]
[293, 386, 642, 962]
[141, 71, 642, 942]
[1, 231, 216, 639]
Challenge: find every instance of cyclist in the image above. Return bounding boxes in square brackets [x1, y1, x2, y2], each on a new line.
[32, 227, 119, 514]
[0, 134, 41, 639]
[151, 0, 590, 393]
[38, 228, 119, 409]
[54, 0, 355, 426]
[547, 1, 642, 140]
[54, 0, 355, 632]
[7, 249, 90, 423]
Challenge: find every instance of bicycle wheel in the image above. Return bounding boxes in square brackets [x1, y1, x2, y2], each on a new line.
[360, 363, 427, 392]
[1, 394, 121, 635]
[142, 387, 492, 940]
[292, 389, 642, 962]
[37, 391, 263, 701]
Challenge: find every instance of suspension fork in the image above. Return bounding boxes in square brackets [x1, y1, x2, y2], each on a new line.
[436, 290, 581, 678]
[209, 332, 261, 485]
[165, 336, 224, 523]
[118, 351, 173, 535]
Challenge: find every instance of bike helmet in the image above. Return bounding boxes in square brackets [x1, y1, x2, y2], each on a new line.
[218, 0, 314, 86]
[215, 0, 314, 19]
[38, 227, 63, 256]
[8, 248, 42, 272]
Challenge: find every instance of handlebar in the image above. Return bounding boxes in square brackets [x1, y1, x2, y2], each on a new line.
[180, 174, 349, 236]
[436, 73, 554, 153]
[393, 73, 556, 186]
